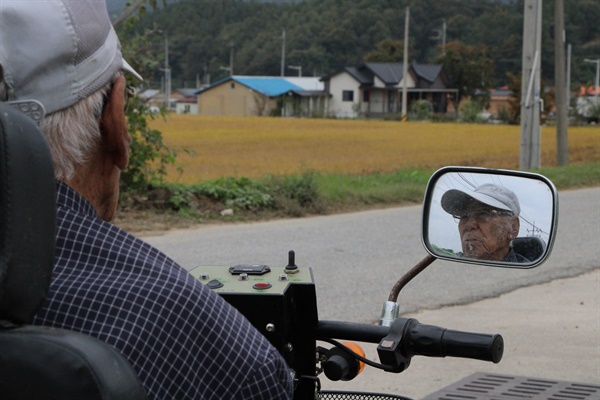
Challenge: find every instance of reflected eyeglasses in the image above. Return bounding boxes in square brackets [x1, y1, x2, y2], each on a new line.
[453, 209, 514, 223]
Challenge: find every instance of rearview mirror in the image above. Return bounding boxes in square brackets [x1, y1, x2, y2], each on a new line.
[422, 167, 558, 268]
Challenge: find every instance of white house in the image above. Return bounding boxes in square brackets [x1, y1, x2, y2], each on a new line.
[322, 62, 454, 118]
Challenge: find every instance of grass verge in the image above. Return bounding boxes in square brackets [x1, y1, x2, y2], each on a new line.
[115, 162, 599, 233]
[533, 162, 600, 189]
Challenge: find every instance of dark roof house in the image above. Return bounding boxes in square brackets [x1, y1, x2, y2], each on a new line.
[322, 62, 455, 118]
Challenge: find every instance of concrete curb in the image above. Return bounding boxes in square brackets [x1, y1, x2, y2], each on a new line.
[322, 269, 600, 399]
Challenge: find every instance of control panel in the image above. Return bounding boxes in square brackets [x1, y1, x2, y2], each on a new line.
[189, 263, 314, 295]
[189, 251, 318, 398]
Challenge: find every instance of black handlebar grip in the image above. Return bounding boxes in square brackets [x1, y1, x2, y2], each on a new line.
[407, 322, 504, 363]
[442, 329, 504, 363]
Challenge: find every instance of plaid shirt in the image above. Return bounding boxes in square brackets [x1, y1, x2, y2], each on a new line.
[33, 181, 293, 400]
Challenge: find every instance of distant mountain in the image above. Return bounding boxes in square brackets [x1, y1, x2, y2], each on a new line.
[117, 0, 600, 90]
[106, 0, 302, 18]
[106, 0, 127, 18]
[106, 0, 176, 20]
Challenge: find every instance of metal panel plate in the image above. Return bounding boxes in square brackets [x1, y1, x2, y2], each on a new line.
[422, 372, 600, 400]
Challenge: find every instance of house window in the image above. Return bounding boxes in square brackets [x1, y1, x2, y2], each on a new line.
[231, 82, 235, 89]
[363, 90, 370, 102]
[342, 90, 354, 102]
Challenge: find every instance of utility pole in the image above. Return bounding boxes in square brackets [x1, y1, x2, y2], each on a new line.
[401, 7, 409, 121]
[519, 0, 543, 170]
[442, 19, 446, 53]
[159, 35, 171, 110]
[166, 37, 171, 110]
[567, 44, 572, 108]
[204, 63, 210, 85]
[279, 29, 286, 76]
[555, 0, 568, 166]
[229, 43, 235, 76]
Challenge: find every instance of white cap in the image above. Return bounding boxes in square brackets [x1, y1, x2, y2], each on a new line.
[0, 0, 142, 116]
[441, 183, 521, 216]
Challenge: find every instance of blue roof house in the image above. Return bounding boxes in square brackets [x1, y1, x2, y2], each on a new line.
[196, 76, 327, 117]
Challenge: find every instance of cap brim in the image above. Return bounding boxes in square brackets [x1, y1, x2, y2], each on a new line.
[441, 189, 512, 215]
[123, 59, 143, 82]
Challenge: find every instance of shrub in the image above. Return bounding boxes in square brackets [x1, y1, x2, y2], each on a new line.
[265, 171, 326, 216]
[195, 177, 274, 211]
[460, 99, 485, 123]
[409, 99, 433, 120]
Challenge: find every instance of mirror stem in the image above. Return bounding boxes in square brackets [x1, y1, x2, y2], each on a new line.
[388, 254, 436, 302]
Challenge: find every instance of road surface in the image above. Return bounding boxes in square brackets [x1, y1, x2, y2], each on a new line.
[144, 186, 599, 323]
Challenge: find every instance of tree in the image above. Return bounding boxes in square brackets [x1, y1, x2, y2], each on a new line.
[436, 40, 495, 111]
[114, 0, 178, 192]
[364, 38, 405, 63]
[505, 72, 521, 125]
[505, 71, 555, 126]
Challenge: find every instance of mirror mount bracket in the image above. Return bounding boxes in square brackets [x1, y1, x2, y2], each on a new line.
[380, 254, 436, 327]
[388, 254, 436, 302]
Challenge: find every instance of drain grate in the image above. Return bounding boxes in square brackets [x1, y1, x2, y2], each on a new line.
[422, 372, 600, 400]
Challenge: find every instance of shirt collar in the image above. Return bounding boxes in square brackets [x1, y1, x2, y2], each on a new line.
[55, 180, 98, 218]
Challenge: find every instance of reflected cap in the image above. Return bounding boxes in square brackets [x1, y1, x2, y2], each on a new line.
[441, 183, 520, 216]
[0, 0, 142, 116]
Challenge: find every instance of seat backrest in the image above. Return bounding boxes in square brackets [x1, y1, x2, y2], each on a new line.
[512, 236, 546, 262]
[0, 103, 147, 400]
[0, 102, 55, 324]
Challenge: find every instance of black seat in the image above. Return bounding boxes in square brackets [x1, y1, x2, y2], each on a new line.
[512, 236, 546, 262]
[0, 103, 147, 400]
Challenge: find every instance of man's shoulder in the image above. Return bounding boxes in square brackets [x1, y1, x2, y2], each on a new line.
[504, 248, 531, 263]
[56, 202, 176, 269]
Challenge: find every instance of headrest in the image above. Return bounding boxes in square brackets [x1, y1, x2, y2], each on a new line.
[512, 236, 546, 262]
[0, 102, 56, 324]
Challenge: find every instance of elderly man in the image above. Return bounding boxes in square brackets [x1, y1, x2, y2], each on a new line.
[441, 183, 529, 262]
[0, 1, 292, 399]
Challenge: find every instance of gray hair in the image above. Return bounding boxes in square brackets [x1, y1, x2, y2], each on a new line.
[1, 69, 119, 180]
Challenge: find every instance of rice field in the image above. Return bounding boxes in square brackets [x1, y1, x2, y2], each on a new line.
[149, 114, 600, 184]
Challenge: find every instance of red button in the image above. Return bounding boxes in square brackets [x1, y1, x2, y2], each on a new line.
[253, 282, 272, 290]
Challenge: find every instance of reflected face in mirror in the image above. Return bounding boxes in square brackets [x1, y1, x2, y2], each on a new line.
[455, 205, 520, 261]
[424, 170, 558, 268]
[442, 183, 525, 262]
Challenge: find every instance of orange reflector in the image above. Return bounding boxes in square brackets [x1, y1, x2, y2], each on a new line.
[342, 341, 366, 375]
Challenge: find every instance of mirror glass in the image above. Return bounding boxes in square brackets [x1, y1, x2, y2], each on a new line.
[422, 168, 558, 268]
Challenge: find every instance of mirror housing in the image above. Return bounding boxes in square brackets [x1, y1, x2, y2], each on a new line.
[422, 167, 558, 269]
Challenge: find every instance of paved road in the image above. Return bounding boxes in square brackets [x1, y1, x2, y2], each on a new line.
[143, 186, 600, 398]
[144, 186, 599, 323]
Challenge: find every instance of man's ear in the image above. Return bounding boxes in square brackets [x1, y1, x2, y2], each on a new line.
[510, 216, 520, 239]
[100, 75, 130, 170]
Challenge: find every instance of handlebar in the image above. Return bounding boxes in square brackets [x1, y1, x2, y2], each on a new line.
[316, 320, 388, 343]
[316, 318, 503, 370]
[405, 321, 503, 363]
